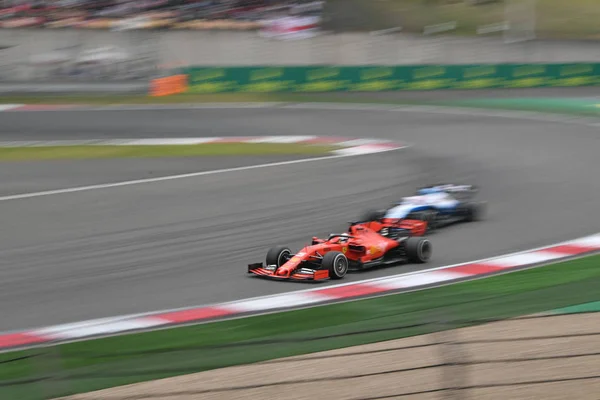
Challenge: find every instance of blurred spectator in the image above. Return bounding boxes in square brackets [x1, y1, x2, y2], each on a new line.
[0, 0, 325, 27]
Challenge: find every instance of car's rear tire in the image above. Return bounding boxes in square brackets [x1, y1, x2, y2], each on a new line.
[404, 237, 432, 263]
[358, 209, 385, 222]
[322, 251, 349, 280]
[266, 246, 292, 267]
[464, 201, 486, 222]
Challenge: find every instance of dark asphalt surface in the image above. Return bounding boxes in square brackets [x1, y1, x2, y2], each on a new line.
[1, 106, 600, 331]
[0, 155, 324, 197]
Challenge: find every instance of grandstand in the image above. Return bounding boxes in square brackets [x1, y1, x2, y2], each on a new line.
[1, 1, 599, 40]
[0, 0, 325, 29]
[1, 0, 599, 84]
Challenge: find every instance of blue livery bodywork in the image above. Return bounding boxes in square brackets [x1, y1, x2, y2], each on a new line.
[384, 193, 461, 219]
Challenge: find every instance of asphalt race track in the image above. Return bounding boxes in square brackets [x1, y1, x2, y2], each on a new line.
[0, 155, 326, 197]
[1, 106, 600, 332]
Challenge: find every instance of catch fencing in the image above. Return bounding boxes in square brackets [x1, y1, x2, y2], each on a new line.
[1, 312, 599, 399]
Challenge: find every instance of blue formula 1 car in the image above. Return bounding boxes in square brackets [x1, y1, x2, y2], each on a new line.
[357, 184, 486, 232]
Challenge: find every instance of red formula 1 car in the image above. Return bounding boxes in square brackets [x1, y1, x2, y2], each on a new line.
[247, 222, 432, 281]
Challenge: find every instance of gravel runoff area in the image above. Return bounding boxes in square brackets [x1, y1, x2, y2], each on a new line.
[56, 312, 600, 400]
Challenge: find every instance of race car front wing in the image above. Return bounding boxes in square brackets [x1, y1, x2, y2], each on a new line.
[247, 263, 329, 281]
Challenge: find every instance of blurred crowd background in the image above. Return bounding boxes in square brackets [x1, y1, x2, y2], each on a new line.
[0, 0, 324, 29]
[0, 0, 325, 82]
[1, 0, 599, 84]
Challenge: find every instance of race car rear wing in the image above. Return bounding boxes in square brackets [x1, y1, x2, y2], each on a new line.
[419, 183, 478, 193]
[417, 184, 478, 196]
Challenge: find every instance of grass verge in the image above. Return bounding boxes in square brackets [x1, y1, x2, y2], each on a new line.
[1, 253, 599, 400]
[439, 97, 600, 117]
[547, 300, 600, 315]
[0, 144, 339, 162]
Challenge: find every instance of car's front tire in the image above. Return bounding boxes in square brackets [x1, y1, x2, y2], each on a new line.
[266, 245, 292, 267]
[407, 209, 439, 232]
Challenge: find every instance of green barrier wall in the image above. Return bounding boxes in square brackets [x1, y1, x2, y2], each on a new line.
[184, 64, 600, 92]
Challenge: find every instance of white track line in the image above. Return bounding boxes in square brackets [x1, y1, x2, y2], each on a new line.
[0, 146, 407, 202]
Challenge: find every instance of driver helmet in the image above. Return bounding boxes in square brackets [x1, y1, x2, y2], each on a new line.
[339, 233, 350, 242]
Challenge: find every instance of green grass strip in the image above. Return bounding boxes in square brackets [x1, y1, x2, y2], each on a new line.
[0, 144, 339, 162]
[547, 300, 600, 315]
[441, 97, 600, 117]
[1, 253, 599, 400]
